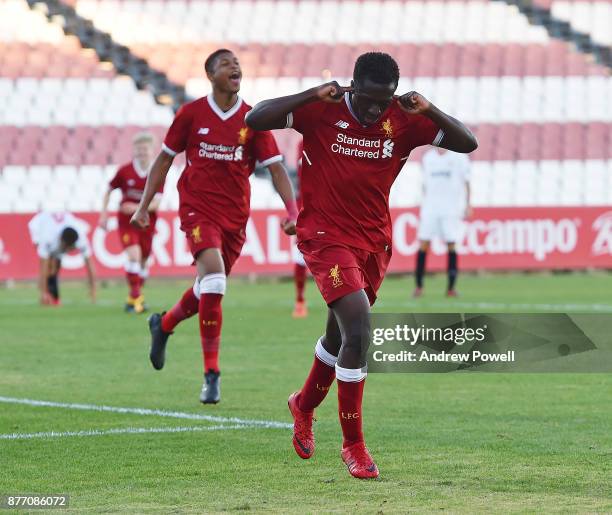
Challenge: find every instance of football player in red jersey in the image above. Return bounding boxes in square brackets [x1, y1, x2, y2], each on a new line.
[246, 52, 477, 479]
[99, 132, 162, 313]
[131, 49, 298, 404]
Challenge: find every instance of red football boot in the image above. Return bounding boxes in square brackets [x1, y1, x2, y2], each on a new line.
[288, 391, 315, 459]
[341, 442, 379, 479]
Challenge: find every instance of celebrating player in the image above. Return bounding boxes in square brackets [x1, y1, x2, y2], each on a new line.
[246, 52, 477, 479]
[131, 49, 298, 404]
[28, 211, 96, 306]
[99, 132, 162, 313]
[414, 148, 472, 298]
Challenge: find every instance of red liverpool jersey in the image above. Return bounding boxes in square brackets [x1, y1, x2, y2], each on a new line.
[288, 93, 443, 251]
[163, 95, 283, 230]
[109, 161, 162, 227]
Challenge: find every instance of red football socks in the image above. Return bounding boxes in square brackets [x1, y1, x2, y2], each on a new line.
[161, 287, 199, 333]
[199, 293, 223, 373]
[337, 378, 365, 447]
[126, 272, 141, 298]
[294, 264, 306, 302]
[298, 355, 336, 412]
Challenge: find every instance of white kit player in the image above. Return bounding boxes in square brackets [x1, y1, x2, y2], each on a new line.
[414, 147, 471, 297]
[28, 211, 96, 305]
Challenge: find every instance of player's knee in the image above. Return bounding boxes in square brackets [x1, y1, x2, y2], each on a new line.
[192, 277, 201, 298]
[199, 273, 226, 295]
[196, 248, 225, 275]
[419, 241, 430, 251]
[316, 337, 338, 366]
[323, 331, 342, 354]
[342, 325, 370, 353]
[125, 261, 141, 274]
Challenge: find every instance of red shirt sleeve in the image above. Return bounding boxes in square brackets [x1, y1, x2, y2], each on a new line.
[163, 103, 192, 156]
[402, 113, 443, 150]
[108, 167, 123, 190]
[288, 101, 327, 135]
[252, 130, 283, 167]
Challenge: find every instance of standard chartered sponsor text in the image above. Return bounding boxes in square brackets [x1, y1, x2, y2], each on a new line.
[331, 133, 383, 158]
[199, 142, 238, 161]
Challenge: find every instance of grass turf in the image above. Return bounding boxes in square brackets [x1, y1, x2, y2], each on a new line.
[1, 272, 611, 513]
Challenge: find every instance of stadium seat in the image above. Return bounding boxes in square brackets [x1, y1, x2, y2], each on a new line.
[2, 165, 29, 185]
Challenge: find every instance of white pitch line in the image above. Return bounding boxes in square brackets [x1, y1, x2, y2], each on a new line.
[0, 424, 248, 440]
[0, 397, 292, 430]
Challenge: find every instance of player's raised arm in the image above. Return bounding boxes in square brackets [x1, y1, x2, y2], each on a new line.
[398, 92, 478, 153]
[267, 161, 298, 235]
[245, 82, 353, 131]
[148, 193, 162, 213]
[130, 151, 173, 228]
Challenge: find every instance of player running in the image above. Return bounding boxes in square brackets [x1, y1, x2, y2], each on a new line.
[246, 52, 477, 478]
[28, 211, 96, 306]
[131, 49, 298, 404]
[414, 147, 472, 298]
[99, 132, 163, 313]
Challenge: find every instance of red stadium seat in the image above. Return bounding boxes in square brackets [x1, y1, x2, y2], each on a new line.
[494, 124, 519, 160]
[482, 44, 503, 77]
[501, 43, 527, 77]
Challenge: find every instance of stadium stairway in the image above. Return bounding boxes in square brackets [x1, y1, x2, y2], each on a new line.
[497, 0, 612, 69]
[22, 0, 190, 111]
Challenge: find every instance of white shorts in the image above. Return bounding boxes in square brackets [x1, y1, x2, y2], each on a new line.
[417, 212, 462, 243]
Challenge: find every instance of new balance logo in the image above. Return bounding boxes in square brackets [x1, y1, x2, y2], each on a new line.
[198, 128, 210, 135]
[335, 120, 349, 129]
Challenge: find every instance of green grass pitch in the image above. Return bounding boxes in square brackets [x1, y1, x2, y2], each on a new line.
[1, 272, 611, 513]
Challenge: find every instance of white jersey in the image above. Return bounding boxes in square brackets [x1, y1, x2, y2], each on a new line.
[28, 211, 91, 260]
[421, 149, 470, 216]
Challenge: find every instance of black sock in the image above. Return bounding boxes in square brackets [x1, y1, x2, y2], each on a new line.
[416, 250, 427, 288]
[47, 275, 59, 300]
[447, 250, 458, 291]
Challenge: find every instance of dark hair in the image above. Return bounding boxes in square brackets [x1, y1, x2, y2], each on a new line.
[353, 52, 400, 87]
[205, 48, 233, 74]
[60, 227, 78, 247]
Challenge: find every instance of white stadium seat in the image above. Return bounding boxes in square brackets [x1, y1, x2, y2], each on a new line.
[2, 166, 29, 185]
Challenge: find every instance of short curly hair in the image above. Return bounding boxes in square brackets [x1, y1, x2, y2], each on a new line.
[205, 48, 233, 74]
[353, 52, 400, 87]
